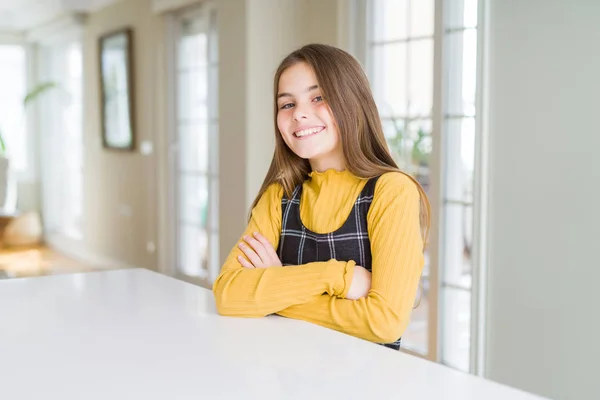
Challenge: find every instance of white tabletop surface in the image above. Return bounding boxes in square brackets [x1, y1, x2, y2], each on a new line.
[0, 268, 548, 400]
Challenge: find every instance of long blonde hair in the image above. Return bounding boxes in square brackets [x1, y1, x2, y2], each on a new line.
[249, 44, 430, 249]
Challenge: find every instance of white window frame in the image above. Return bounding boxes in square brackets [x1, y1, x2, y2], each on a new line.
[164, 2, 219, 288]
[351, 0, 489, 375]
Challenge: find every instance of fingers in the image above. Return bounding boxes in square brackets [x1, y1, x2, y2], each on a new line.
[242, 235, 267, 263]
[252, 232, 279, 261]
[237, 255, 255, 268]
[237, 232, 282, 269]
[238, 241, 262, 267]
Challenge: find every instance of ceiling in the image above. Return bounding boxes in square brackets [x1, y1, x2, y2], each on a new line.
[0, 0, 117, 32]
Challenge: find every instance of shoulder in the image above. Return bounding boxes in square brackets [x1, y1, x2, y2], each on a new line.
[373, 172, 421, 202]
[264, 182, 285, 199]
[250, 182, 285, 224]
[367, 171, 423, 229]
[255, 182, 284, 209]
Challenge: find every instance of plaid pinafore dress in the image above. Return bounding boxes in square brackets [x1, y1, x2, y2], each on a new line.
[276, 176, 402, 350]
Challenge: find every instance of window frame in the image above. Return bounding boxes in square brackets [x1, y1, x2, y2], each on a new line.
[352, 0, 488, 375]
[165, 2, 220, 288]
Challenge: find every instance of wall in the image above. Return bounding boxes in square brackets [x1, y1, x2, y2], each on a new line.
[82, 0, 162, 270]
[216, 0, 249, 269]
[484, 1, 600, 399]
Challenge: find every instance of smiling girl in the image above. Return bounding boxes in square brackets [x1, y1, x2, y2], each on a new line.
[212, 44, 430, 349]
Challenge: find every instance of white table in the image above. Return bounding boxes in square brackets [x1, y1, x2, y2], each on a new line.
[0, 269, 547, 400]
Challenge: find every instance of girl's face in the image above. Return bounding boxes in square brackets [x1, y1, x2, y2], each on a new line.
[276, 62, 344, 172]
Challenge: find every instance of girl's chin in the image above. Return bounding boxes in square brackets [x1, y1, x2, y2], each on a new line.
[293, 150, 327, 161]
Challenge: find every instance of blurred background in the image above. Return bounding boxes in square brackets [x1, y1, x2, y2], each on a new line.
[0, 1, 598, 399]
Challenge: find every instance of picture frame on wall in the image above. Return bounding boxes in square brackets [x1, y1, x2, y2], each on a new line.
[99, 28, 135, 151]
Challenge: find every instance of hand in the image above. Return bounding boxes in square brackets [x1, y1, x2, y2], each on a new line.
[237, 232, 282, 269]
[346, 265, 371, 300]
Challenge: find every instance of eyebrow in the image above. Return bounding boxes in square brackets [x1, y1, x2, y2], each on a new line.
[277, 84, 319, 99]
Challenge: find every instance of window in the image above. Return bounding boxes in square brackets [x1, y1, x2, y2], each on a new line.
[364, 0, 481, 373]
[367, 0, 436, 359]
[0, 44, 27, 172]
[172, 4, 219, 286]
[39, 40, 84, 240]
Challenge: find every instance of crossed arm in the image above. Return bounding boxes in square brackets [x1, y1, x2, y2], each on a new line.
[212, 174, 424, 343]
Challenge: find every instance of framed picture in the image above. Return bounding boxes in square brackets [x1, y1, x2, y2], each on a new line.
[99, 28, 135, 151]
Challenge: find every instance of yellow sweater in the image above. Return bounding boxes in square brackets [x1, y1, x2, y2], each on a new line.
[212, 169, 424, 344]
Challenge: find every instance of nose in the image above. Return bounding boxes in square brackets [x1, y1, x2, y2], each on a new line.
[292, 103, 308, 122]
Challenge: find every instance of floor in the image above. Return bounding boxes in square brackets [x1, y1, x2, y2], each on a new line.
[0, 245, 108, 279]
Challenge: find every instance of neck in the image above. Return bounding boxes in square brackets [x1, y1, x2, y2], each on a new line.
[309, 152, 345, 173]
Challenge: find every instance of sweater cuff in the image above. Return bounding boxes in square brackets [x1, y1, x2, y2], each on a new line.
[331, 259, 355, 298]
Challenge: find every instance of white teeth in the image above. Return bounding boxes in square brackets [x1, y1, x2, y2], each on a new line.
[294, 127, 323, 137]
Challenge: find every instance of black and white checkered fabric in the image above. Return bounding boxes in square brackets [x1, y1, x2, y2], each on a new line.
[277, 175, 402, 350]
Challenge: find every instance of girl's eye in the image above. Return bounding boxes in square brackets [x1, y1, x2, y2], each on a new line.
[280, 103, 294, 110]
[313, 96, 323, 102]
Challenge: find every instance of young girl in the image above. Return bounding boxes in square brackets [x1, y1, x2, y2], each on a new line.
[212, 44, 430, 350]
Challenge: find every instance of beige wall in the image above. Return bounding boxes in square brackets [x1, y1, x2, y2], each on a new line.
[216, 0, 249, 271]
[82, 0, 163, 270]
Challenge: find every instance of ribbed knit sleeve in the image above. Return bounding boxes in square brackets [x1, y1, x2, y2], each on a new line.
[212, 183, 355, 317]
[277, 173, 424, 343]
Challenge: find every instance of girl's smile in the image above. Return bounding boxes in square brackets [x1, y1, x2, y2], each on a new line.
[293, 125, 325, 139]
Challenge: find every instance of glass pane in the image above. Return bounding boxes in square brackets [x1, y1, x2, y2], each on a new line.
[178, 123, 209, 173]
[178, 175, 208, 227]
[408, 38, 434, 117]
[178, 224, 208, 278]
[382, 117, 403, 165]
[178, 31, 207, 69]
[444, 117, 475, 202]
[371, 43, 407, 117]
[445, 0, 478, 29]
[63, 43, 84, 239]
[443, 203, 473, 288]
[445, 30, 477, 117]
[410, 0, 434, 37]
[442, 287, 471, 372]
[385, 118, 431, 191]
[178, 67, 208, 121]
[402, 276, 429, 354]
[463, 0, 478, 28]
[371, 0, 408, 42]
[0, 45, 26, 170]
[409, 119, 432, 192]
[409, 119, 432, 190]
